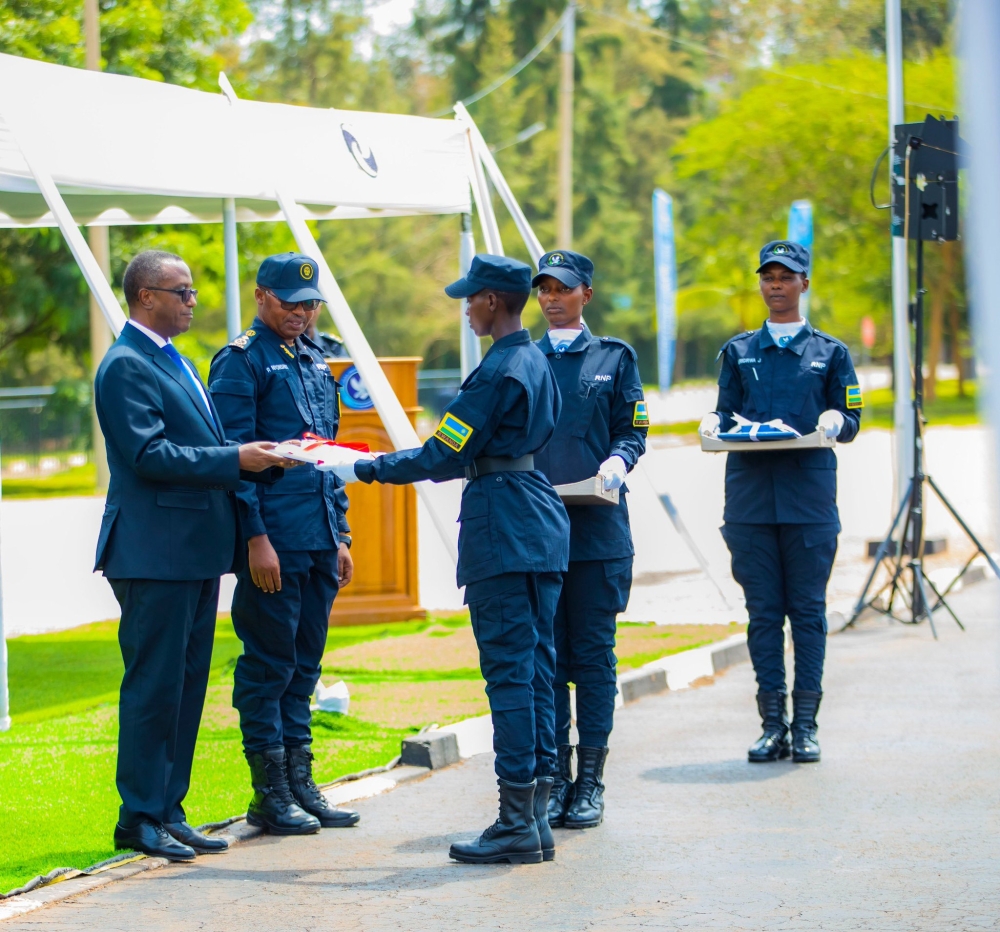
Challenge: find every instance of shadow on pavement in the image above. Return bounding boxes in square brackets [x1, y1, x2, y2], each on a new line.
[641, 759, 796, 784]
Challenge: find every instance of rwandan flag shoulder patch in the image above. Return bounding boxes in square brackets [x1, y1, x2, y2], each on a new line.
[633, 400, 650, 428]
[435, 413, 474, 452]
[846, 385, 864, 409]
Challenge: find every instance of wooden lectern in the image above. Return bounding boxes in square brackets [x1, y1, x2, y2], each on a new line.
[326, 357, 426, 626]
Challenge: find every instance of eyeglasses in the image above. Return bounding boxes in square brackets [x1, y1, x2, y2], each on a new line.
[264, 289, 322, 312]
[146, 287, 198, 303]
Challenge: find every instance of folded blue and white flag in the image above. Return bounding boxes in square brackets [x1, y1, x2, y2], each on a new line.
[720, 413, 802, 442]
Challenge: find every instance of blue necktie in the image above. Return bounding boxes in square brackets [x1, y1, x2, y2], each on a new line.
[161, 343, 215, 423]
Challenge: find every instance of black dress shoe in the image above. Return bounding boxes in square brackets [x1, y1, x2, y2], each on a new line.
[114, 820, 196, 861]
[164, 821, 230, 854]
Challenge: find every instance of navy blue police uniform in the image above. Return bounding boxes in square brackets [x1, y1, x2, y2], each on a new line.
[531, 249, 648, 828]
[714, 240, 862, 762]
[353, 255, 570, 864]
[308, 328, 349, 359]
[209, 253, 358, 831]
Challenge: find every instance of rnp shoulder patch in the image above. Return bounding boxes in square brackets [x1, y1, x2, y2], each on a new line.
[846, 385, 864, 409]
[435, 412, 474, 452]
[633, 400, 650, 427]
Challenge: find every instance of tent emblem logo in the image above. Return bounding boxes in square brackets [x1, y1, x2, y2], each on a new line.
[341, 123, 378, 178]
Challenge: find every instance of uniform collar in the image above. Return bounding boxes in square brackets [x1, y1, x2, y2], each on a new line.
[758, 317, 814, 356]
[539, 324, 592, 355]
[485, 328, 531, 358]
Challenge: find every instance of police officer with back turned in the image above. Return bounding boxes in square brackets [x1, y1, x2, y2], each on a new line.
[334, 255, 570, 865]
[532, 250, 648, 829]
[209, 253, 360, 834]
[701, 241, 862, 764]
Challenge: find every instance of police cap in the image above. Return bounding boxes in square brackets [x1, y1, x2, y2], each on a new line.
[756, 240, 810, 274]
[257, 253, 325, 303]
[444, 254, 533, 298]
[532, 249, 593, 289]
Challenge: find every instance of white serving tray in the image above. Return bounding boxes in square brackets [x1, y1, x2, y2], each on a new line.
[700, 429, 837, 453]
[553, 476, 620, 506]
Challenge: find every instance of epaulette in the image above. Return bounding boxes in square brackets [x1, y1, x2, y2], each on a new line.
[811, 328, 850, 350]
[321, 331, 344, 345]
[716, 330, 756, 361]
[228, 328, 258, 352]
[598, 336, 638, 361]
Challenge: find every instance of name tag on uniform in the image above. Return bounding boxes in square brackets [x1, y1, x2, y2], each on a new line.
[846, 385, 864, 408]
[435, 413, 474, 451]
[811, 361, 826, 369]
[633, 400, 649, 427]
[594, 374, 612, 382]
[267, 364, 289, 372]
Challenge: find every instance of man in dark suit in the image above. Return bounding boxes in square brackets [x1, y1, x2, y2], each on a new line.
[95, 250, 294, 861]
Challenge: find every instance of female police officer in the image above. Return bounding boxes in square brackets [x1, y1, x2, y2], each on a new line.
[700, 241, 862, 764]
[532, 250, 648, 828]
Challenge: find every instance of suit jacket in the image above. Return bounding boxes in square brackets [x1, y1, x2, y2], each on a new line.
[94, 323, 243, 580]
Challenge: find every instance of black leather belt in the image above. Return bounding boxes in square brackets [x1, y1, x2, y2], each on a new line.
[465, 454, 535, 480]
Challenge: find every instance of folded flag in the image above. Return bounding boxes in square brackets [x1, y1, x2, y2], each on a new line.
[720, 413, 802, 442]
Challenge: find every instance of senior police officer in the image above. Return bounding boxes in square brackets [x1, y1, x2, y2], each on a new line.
[532, 250, 647, 829]
[334, 255, 570, 865]
[700, 241, 862, 764]
[209, 253, 360, 833]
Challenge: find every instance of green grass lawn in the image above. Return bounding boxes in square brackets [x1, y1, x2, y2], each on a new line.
[2, 463, 99, 499]
[0, 615, 458, 894]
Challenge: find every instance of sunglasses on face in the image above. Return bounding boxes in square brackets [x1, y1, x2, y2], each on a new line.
[146, 287, 198, 302]
[264, 289, 322, 312]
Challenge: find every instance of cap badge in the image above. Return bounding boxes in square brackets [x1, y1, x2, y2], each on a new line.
[341, 123, 378, 178]
[300, 263, 315, 281]
[772, 244, 789, 254]
[547, 253, 565, 267]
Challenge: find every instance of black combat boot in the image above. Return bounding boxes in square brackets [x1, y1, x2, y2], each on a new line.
[791, 691, 822, 763]
[286, 744, 361, 828]
[546, 744, 575, 828]
[563, 746, 608, 829]
[245, 747, 321, 835]
[449, 779, 543, 865]
[533, 776, 555, 861]
[747, 691, 791, 763]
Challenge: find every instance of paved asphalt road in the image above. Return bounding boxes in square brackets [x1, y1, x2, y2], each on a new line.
[8, 584, 999, 931]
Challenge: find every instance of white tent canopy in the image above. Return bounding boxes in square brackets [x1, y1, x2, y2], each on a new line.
[0, 53, 472, 227]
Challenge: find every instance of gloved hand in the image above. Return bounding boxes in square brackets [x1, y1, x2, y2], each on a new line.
[699, 412, 721, 438]
[330, 462, 360, 483]
[817, 409, 845, 439]
[598, 455, 628, 491]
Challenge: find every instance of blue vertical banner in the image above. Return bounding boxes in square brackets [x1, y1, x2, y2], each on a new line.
[786, 199, 813, 319]
[652, 188, 678, 393]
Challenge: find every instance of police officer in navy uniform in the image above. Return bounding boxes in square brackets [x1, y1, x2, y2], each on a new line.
[532, 250, 648, 829]
[701, 241, 863, 764]
[209, 253, 360, 834]
[336, 255, 570, 865]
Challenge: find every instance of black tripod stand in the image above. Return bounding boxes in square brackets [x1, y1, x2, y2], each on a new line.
[844, 225, 1000, 636]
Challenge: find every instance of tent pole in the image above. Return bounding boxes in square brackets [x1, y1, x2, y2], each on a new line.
[276, 190, 459, 563]
[460, 124, 504, 254]
[223, 198, 242, 340]
[455, 103, 545, 264]
[459, 213, 482, 380]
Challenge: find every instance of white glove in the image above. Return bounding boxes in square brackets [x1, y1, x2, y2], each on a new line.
[329, 462, 361, 483]
[817, 409, 845, 439]
[598, 455, 628, 491]
[699, 412, 721, 438]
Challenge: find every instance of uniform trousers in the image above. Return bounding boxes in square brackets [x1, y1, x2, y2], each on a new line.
[231, 549, 339, 752]
[553, 557, 632, 748]
[465, 571, 563, 784]
[721, 522, 838, 694]
[109, 577, 219, 827]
